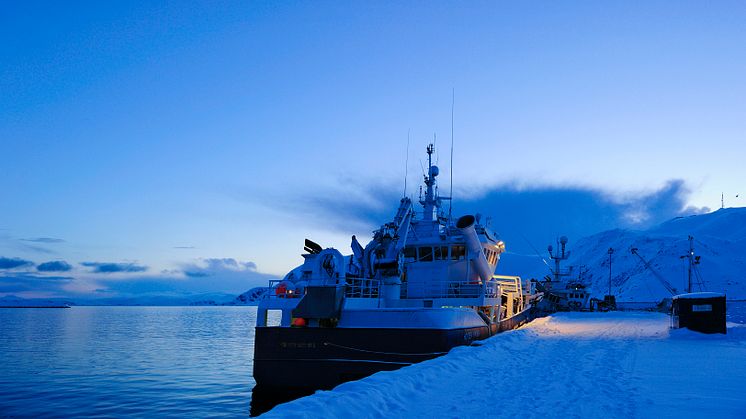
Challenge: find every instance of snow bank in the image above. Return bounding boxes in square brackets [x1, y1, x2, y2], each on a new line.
[260, 312, 746, 418]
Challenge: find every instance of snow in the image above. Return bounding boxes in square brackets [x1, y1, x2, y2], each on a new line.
[259, 312, 746, 418]
[673, 292, 726, 300]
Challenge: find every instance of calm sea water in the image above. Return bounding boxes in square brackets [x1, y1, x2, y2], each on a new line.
[0, 306, 260, 418]
[1, 303, 744, 418]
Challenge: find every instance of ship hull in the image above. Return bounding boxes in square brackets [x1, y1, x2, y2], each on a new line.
[252, 306, 538, 397]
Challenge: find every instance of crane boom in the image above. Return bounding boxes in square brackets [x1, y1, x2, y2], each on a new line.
[630, 247, 677, 295]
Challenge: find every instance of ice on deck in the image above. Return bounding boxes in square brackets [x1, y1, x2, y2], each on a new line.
[260, 312, 746, 418]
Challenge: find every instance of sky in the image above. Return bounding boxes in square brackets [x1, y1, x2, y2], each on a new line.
[1, 1, 745, 300]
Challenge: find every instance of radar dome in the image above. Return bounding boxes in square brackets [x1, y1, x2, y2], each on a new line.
[430, 165, 439, 177]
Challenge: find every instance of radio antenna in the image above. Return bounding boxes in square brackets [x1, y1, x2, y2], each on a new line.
[449, 88, 455, 223]
[404, 129, 410, 197]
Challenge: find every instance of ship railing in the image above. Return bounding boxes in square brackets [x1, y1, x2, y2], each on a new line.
[344, 277, 380, 299]
[403, 279, 499, 299]
[264, 279, 303, 299]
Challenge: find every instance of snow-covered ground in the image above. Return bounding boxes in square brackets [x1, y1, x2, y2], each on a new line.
[260, 312, 746, 418]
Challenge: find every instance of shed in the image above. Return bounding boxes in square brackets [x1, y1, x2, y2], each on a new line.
[671, 292, 726, 334]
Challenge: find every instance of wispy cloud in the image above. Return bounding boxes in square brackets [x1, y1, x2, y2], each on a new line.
[173, 246, 195, 249]
[17, 243, 56, 255]
[0, 257, 34, 270]
[20, 237, 66, 244]
[95, 257, 274, 296]
[37, 260, 73, 272]
[80, 262, 148, 273]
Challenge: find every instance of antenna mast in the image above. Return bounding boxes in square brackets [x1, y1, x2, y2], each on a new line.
[449, 89, 454, 223]
[404, 129, 410, 197]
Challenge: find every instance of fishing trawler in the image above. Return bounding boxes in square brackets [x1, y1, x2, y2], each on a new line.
[252, 144, 542, 407]
[539, 236, 592, 311]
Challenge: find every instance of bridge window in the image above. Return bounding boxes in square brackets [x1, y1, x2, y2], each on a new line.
[451, 245, 465, 261]
[434, 246, 448, 260]
[418, 247, 433, 262]
[402, 247, 416, 260]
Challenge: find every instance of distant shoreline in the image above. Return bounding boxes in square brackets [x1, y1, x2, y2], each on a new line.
[0, 306, 70, 309]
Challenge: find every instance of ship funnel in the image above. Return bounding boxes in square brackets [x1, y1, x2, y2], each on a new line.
[456, 215, 494, 284]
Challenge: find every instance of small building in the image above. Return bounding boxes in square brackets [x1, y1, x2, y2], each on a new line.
[671, 292, 726, 334]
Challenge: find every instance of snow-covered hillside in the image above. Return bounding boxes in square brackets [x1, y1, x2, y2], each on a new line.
[567, 208, 746, 301]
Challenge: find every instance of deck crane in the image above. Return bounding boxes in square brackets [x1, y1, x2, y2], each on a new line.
[630, 247, 677, 295]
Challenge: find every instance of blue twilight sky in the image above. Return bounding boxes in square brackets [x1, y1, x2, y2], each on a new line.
[1, 1, 745, 299]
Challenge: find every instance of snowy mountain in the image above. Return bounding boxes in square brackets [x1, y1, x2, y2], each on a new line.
[230, 287, 269, 305]
[565, 208, 746, 302]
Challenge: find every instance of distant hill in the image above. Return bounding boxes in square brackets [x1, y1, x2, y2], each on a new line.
[231, 287, 270, 305]
[565, 208, 746, 302]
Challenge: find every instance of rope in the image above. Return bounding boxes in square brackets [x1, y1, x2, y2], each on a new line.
[323, 342, 448, 357]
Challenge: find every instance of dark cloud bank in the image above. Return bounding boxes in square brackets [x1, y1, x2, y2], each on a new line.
[81, 262, 148, 273]
[0, 257, 34, 270]
[37, 261, 73, 272]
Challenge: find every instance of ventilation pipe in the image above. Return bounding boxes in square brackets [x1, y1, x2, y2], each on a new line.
[457, 215, 494, 284]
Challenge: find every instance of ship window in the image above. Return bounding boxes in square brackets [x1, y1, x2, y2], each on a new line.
[434, 246, 448, 260]
[403, 247, 416, 260]
[418, 247, 433, 262]
[451, 245, 465, 261]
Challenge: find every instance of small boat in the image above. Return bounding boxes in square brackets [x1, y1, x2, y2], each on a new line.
[251, 144, 542, 412]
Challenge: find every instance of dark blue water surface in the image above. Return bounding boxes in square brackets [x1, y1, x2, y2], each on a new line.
[0, 306, 258, 418]
[1, 303, 744, 418]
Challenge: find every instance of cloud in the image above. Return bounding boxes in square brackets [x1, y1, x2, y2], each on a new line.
[181, 258, 258, 278]
[0, 273, 73, 294]
[0, 257, 34, 270]
[37, 260, 73, 272]
[21, 237, 65, 244]
[173, 246, 195, 249]
[288, 178, 707, 234]
[17, 243, 56, 255]
[97, 258, 274, 296]
[81, 262, 148, 273]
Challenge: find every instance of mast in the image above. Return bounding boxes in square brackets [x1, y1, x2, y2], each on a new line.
[687, 235, 694, 293]
[420, 144, 439, 221]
